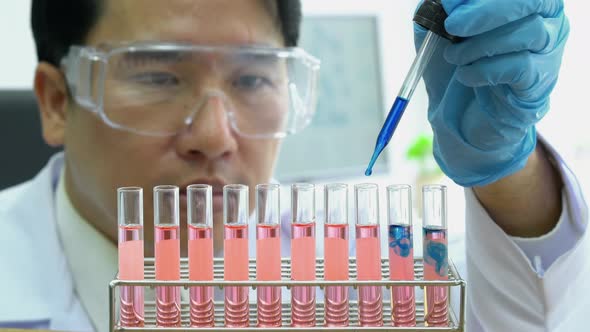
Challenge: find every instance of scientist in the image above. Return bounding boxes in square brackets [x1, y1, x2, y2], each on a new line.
[0, 0, 586, 331]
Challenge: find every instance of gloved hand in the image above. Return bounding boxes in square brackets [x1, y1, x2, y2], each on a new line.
[414, 0, 570, 187]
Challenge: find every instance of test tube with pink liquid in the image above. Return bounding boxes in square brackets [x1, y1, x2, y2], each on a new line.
[153, 185, 181, 327]
[187, 184, 214, 327]
[117, 187, 145, 327]
[290, 183, 316, 327]
[323, 183, 349, 327]
[223, 184, 250, 327]
[255, 183, 282, 327]
[387, 184, 416, 326]
[423, 185, 449, 327]
[354, 183, 383, 327]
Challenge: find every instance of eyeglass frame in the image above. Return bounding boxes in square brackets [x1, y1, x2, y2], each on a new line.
[59, 41, 321, 138]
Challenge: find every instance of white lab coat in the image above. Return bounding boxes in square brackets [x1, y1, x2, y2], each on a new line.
[463, 139, 590, 331]
[0, 148, 588, 331]
[0, 155, 94, 330]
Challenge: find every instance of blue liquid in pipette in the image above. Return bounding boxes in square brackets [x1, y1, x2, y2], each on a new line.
[365, 97, 409, 176]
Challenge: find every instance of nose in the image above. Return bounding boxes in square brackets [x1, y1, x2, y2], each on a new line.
[175, 94, 238, 161]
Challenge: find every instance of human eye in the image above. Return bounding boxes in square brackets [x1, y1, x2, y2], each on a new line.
[127, 71, 180, 87]
[232, 74, 273, 91]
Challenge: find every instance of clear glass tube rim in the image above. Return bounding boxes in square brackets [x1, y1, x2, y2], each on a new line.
[186, 183, 212, 190]
[354, 183, 378, 191]
[422, 184, 447, 192]
[256, 183, 280, 225]
[325, 183, 348, 191]
[354, 183, 379, 226]
[256, 183, 280, 191]
[387, 184, 412, 226]
[325, 183, 348, 225]
[117, 186, 143, 226]
[291, 182, 315, 224]
[223, 183, 249, 191]
[387, 184, 411, 191]
[118, 186, 143, 193]
[187, 184, 213, 227]
[153, 185, 180, 226]
[422, 184, 447, 229]
[153, 184, 179, 192]
[223, 184, 249, 225]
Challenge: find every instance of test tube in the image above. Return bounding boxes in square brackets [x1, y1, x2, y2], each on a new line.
[387, 185, 416, 327]
[323, 184, 349, 327]
[290, 183, 316, 327]
[354, 183, 383, 327]
[153, 185, 181, 327]
[224, 184, 250, 327]
[117, 187, 145, 327]
[187, 184, 214, 327]
[255, 184, 282, 327]
[422, 185, 449, 327]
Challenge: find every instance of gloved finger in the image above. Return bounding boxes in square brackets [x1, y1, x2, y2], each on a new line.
[444, 15, 549, 66]
[444, 0, 564, 37]
[440, 0, 464, 14]
[454, 51, 540, 91]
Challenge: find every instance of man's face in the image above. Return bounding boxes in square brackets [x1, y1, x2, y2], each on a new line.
[62, 0, 284, 253]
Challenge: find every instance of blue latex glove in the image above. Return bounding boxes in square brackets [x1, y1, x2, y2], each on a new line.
[415, 0, 570, 187]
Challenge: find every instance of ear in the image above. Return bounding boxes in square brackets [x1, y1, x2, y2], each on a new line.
[33, 62, 69, 147]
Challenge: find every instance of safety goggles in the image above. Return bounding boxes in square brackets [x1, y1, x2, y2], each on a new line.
[60, 42, 320, 138]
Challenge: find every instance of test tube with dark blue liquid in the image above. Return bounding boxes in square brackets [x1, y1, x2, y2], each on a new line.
[387, 185, 416, 327]
[422, 185, 449, 327]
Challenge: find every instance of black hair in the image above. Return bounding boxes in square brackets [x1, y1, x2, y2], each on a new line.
[31, 0, 302, 67]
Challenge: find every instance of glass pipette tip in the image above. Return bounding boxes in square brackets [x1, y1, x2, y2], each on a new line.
[365, 30, 441, 176]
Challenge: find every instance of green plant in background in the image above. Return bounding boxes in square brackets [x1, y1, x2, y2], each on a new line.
[406, 134, 442, 177]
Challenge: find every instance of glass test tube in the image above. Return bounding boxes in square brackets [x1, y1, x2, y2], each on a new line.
[154, 185, 181, 327]
[290, 183, 316, 327]
[355, 183, 383, 327]
[255, 184, 282, 327]
[422, 185, 449, 327]
[224, 184, 250, 327]
[117, 187, 145, 327]
[387, 185, 416, 327]
[187, 185, 214, 327]
[323, 184, 350, 327]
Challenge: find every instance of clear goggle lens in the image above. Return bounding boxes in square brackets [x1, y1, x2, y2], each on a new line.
[62, 43, 320, 138]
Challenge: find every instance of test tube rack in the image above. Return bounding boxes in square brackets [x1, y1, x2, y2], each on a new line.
[109, 257, 465, 331]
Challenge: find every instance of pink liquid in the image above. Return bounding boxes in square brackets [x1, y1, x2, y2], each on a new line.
[356, 224, 383, 327]
[155, 225, 181, 327]
[423, 227, 448, 327]
[224, 224, 249, 327]
[118, 225, 144, 327]
[290, 222, 316, 327]
[256, 224, 282, 327]
[323, 223, 349, 327]
[188, 225, 214, 327]
[388, 224, 415, 326]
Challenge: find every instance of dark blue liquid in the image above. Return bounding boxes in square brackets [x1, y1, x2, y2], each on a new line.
[388, 224, 413, 258]
[423, 227, 448, 278]
[365, 97, 410, 176]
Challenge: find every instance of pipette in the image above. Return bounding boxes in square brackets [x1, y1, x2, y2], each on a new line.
[365, 0, 460, 176]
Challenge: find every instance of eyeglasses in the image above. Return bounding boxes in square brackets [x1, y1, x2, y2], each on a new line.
[60, 42, 320, 138]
